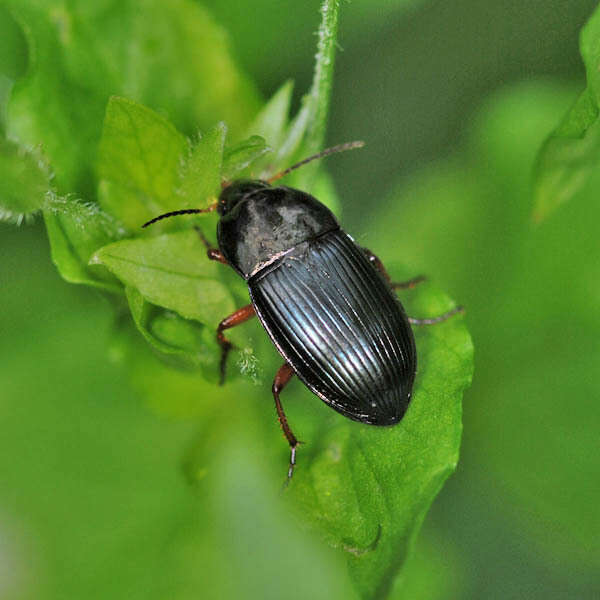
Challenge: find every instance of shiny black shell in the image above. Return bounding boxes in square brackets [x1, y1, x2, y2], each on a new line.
[218, 182, 338, 279]
[217, 182, 416, 425]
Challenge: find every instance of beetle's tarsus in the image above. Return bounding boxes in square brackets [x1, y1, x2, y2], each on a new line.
[195, 226, 229, 264]
[218, 341, 233, 386]
[409, 305, 464, 326]
[207, 248, 228, 264]
[288, 444, 297, 479]
[391, 275, 427, 290]
[272, 363, 300, 482]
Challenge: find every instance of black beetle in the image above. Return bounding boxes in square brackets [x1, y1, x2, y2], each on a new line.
[143, 143, 462, 478]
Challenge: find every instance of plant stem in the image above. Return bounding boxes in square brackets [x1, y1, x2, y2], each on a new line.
[305, 0, 340, 156]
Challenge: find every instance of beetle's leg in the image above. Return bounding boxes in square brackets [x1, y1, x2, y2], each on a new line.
[272, 363, 300, 481]
[408, 305, 464, 325]
[217, 305, 256, 385]
[362, 247, 463, 324]
[391, 275, 427, 290]
[362, 247, 426, 289]
[194, 226, 228, 265]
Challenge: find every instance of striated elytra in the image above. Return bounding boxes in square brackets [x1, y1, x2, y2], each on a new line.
[143, 146, 462, 479]
[219, 181, 416, 425]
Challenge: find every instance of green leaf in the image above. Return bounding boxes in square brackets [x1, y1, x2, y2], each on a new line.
[109, 0, 261, 137]
[92, 229, 235, 328]
[190, 433, 361, 600]
[246, 80, 293, 150]
[52, 0, 261, 136]
[178, 122, 226, 208]
[378, 80, 599, 582]
[125, 285, 221, 377]
[5, 2, 106, 197]
[389, 528, 467, 600]
[4, 0, 260, 199]
[221, 135, 270, 181]
[533, 5, 600, 222]
[43, 195, 125, 291]
[580, 3, 600, 102]
[239, 80, 293, 179]
[0, 6, 27, 82]
[533, 89, 600, 223]
[97, 96, 188, 229]
[286, 281, 473, 598]
[98, 96, 187, 203]
[0, 237, 361, 598]
[0, 137, 51, 222]
[98, 110, 227, 230]
[127, 285, 195, 355]
[0, 6, 27, 133]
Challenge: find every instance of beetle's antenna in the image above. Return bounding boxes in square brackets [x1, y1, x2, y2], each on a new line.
[141, 204, 217, 228]
[266, 140, 365, 184]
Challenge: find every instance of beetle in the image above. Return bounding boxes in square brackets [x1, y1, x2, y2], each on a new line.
[143, 142, 462, 478]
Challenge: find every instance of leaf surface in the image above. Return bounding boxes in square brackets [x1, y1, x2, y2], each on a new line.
[0, 137, 50, 222]
[533, 4, 600, 221]
[97, 96, 188, 229]
[92, 230, 235, 328]
[43, 196, 125, 291]
[285, 280, 472, 598]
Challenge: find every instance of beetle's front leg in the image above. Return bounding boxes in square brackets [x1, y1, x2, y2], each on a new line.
[272, 363, 300, 481]
[195, 226, 228, 265]
[362, 247, 426, 289]
[216, 305, 256, 385]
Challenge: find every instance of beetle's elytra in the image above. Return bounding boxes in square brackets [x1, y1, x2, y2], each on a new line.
[143, 144, 462, 478]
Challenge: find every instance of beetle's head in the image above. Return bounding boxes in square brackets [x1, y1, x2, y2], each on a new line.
[218, 180, 270, 216]
[141, 142, 365, 229]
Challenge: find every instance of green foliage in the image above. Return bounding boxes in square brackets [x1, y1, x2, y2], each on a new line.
[93, 231, 235, 328]
[0, 137, 50, 222]
[97, 97, 189, 227]
[3, 0, 260, 197]
[377, 78, 600, 581]
[533, 3, 600, 222]
[1, 1, 473, 599]
[288, 281, 471, 598]
[178, 123, 227, 208]
[221, 135, 270, 180]
[43, 195, 125, 291]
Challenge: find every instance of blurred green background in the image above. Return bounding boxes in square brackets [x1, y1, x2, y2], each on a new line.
[2, 0, 599, 598]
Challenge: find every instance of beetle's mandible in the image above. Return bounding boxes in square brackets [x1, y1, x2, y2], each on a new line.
[143, 143, 462, 479]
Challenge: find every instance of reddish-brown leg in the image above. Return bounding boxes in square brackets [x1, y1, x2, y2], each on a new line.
[272, 363, 300, 480]
[195, 226, 228, 264]
[193, 228, 256, 381]
[363, 247, 426, 289]
[363, 247, 464, 322]
[217, 305, 256, 385]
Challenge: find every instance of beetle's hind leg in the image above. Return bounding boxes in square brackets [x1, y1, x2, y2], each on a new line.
[391, 275, 427, 290]
[362, 247, 463, 324]
[362, 247, 426, 289]
[216, 305, 256, 385]
[272, 363, 300, 482]
[408, 306, 464, 325]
